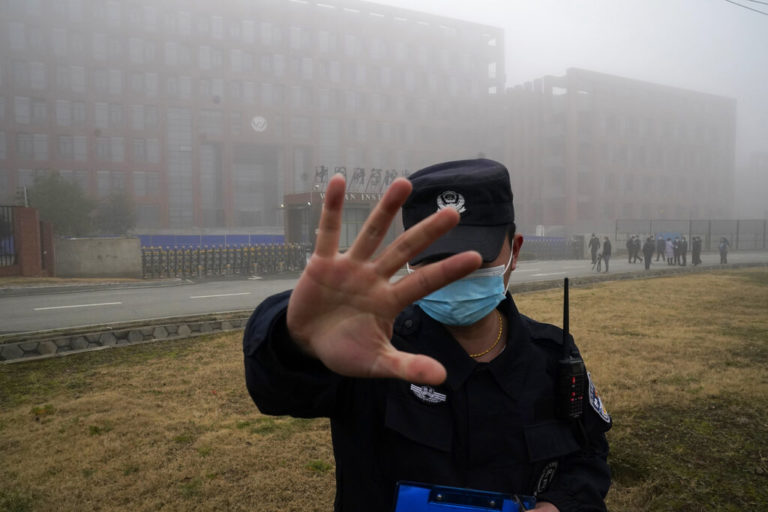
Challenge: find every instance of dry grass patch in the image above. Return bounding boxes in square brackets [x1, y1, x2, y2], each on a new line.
[1, 268, 767, 511]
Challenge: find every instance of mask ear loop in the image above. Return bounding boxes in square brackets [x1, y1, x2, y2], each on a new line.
[502, 245, 515, 293]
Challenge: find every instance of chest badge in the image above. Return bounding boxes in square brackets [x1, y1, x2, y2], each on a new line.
[410, 384, 447, 404]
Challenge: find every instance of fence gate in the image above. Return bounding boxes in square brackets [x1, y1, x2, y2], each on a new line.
[0, 206, 16, 268]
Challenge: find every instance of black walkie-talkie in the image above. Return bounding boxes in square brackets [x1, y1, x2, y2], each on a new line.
[557, 278, 587, 420]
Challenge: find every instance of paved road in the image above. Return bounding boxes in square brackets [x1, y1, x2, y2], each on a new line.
[1, 250, 766, 335]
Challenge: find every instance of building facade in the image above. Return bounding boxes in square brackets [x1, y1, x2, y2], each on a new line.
[0, 0, 506, 233]
[506, 68, 737, 235]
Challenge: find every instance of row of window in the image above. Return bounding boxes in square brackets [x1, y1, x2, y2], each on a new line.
[7, 168, 161, 199]
[4, 57, 479, 100]
[4, 132, 161, 164]
[6, 5, 493, 68]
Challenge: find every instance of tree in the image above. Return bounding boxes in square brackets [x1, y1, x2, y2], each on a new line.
[94, 192, 136, 235]
[27, 173, 95, 236]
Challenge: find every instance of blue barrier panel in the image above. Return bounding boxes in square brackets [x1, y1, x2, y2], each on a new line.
[175, 235, 202, 247]
[225, 234, 250, 246]
[205, 235, 226, 247]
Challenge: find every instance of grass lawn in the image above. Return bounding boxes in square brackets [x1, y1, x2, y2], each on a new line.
[1, 268, 767, 511]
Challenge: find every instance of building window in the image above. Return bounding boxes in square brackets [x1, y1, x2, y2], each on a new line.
[290, 117, 311, 140]
[93, 33, 107, 60]
[96, 137, 110, 160]
[73, 136, 88, 161]
[70, 66, 85, 93]
[58, 135, 74, 159]
[97, 170, 111, 196]
[29, 62, 46, 90]
[34, 135, 50, 162]
[73, 102, 86, 126]
[131, 105, 144, 130]
[179, 76, 192, 99]
[129, 38, 144, 64]
[31, 100, 47, 124]
[110, 137, 124, 163]
[14, 97, 31, 124]
[109, 104, 123, 128]
[133, 171, 147, 196]
[146, 106, 158, 126]
[145, 73, 158, 97]
[165, 41, 178, 66]
[200, 110, 222, 135]
[94, 103, 109, 129]
[16, 133, 33, 159]
[146, 138, 160, 163]
[56, 100, 72, 126]
[109, 69, 123, 95]
[9, 22, 26, 50]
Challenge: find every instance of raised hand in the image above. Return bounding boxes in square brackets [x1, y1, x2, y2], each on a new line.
[286, 173, 482, 385]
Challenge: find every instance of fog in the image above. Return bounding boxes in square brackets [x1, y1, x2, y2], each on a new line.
[2, 0, 766, 233]
[373, 0, 768, 164]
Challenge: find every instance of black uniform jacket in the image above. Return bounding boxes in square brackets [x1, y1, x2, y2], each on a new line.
[243, 291, 612, 512]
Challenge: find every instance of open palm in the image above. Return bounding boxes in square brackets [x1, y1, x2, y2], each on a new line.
[286, 174, 482, 385]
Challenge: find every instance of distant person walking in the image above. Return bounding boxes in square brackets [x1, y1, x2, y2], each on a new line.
[655, 235, 665, 261]
[719, 237, 730, 264]
[692, 236, 702, 265]
[589, 233, 601, 265]
[665, 238, 674, 265]
[642, 236, 655, 270]
[602, 236, 612, 273]
[680, 236, 688, 266]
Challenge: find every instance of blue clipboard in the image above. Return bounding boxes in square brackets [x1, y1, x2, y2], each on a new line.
[393, 481, 536, 512]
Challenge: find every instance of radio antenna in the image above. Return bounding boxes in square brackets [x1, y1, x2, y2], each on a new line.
[562, 277, 570, 359]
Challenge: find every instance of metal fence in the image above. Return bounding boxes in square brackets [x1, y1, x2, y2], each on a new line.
[519, 236, 581, 260]
[141, 243, 311, 279]
[0, 206, 16, 267]
[615, 219, 767, 251]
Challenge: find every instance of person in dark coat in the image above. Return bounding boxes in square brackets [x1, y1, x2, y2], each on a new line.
[243, 159, 611, 512]
[656, 235, 665, 261]
[679, 236, 688, 266]
[692, 236, 702, 265]
[588, 233, 601, 265]
[719, 237, 730, 264]
[626, 236, 634, 263]
[642, 236, 655, 270]
[673, 237, 680, 265]
[602, 236, 612, 273]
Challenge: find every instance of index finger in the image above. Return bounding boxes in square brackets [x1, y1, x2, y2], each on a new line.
[313, 174, 346, 258]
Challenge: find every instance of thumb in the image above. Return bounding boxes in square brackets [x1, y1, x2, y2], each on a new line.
[373, 350, 447, 385]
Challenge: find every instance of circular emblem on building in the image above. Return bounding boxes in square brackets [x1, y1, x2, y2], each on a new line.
[251, 116, 268, 132]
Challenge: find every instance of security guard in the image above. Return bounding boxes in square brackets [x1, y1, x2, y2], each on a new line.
[243, 159, 611, 512]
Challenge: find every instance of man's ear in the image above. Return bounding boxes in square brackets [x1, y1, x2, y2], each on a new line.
[509, 233, 524, 271]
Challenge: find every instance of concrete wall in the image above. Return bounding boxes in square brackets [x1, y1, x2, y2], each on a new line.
[55, 237, 142, 278]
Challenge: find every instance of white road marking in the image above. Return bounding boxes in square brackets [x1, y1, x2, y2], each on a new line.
[515, 268, 541, 272]
[189, 292, 252, 299]
[34, 302, 122, 311]
[531, 272, 567, 277]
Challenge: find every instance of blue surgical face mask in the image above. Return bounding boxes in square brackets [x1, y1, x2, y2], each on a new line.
[408, 251, 513, 326]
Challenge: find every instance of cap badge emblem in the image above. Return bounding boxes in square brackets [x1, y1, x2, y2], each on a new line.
[436, 190, 466, 214]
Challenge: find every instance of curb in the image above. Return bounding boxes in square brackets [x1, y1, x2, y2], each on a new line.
[2, 262, 765, 364]
[0, 278, 192, 297]
[0, 310, 251, 363]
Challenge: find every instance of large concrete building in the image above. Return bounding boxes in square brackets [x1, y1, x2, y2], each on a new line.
[0, 0, 506, 235]
[506, 68, 737, 235]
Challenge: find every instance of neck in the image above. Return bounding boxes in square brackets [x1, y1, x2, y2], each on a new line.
[447, 309, 506, 362]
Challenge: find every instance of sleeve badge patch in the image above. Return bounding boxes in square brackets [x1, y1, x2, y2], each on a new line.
[588, 372, 611, 424]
